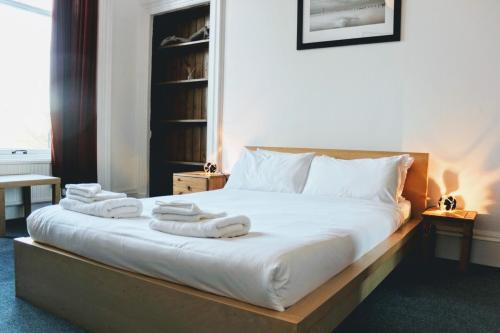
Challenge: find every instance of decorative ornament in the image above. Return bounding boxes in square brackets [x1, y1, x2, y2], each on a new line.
[204, 162, 217, 174]
[438, 195, 457, 211]
[186, 66, 195, 80]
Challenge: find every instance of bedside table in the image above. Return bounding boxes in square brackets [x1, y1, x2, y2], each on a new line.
[173, 172, 227, 195]
[422, 208, 477, 272]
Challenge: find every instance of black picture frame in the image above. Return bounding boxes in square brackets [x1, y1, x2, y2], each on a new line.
[297, 0, 402, 50]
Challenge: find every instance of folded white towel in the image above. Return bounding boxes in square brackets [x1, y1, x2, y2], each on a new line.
[149, 215, 251, 238]
[65, 183, 102, 198]
[66, 190, 127, 203]
[155, 200, 195, 207]
[153, 200, 202, 216]
[152, 212, 226, 222]
[60, 198, 143, 218]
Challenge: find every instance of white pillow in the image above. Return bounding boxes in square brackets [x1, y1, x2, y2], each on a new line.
[225, 148, 315, 193]
[302, 155, 407, 204]
[397, 155, 414, 199]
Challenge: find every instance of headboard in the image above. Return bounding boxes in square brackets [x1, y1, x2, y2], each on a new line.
[246, 146, 429, 218]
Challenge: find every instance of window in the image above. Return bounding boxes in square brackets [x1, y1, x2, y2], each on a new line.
[0, 0, 52, 160]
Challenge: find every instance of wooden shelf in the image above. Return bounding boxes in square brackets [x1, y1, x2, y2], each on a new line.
[159, 39, 209, 50]
[157, 78, 208, 86]
[166, 161, 205, 166]
[162, 119, 207, 124]
[150, 4, 210, 196]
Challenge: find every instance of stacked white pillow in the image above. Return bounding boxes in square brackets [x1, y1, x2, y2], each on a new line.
[225, 148, 414, 205]
[302, 154, 414, 204]
[397, 155, 415, 199]
[225, 148, 314, 193]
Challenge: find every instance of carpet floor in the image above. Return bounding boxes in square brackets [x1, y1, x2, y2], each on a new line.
[1, 219, 499, 333]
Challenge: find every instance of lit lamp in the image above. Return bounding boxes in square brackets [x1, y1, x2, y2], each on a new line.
[438, 195, 457, 211]
[204, 162, 217, 175]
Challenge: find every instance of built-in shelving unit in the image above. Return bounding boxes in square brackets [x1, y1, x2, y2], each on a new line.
[150, 4, 210, 196]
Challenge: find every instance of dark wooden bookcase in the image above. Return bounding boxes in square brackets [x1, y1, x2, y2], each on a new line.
[150, 5, 210, 196]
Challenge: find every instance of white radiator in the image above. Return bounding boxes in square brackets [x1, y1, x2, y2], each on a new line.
[0, 161, 52, 206]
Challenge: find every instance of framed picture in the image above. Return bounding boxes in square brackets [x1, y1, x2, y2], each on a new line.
[297, 0, 401, 50]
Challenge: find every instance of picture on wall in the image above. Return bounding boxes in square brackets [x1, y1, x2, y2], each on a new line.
[297, 0, 401, 50]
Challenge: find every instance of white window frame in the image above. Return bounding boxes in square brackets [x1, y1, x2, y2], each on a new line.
[0, 1, 52, 165]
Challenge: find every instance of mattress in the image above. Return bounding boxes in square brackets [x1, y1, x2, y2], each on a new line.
[27, 189, 410, 311]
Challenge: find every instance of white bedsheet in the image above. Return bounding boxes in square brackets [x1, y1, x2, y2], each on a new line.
[27, 190, 408, 311]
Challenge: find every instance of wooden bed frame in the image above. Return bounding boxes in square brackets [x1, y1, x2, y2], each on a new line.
[14, 147, 429, 333]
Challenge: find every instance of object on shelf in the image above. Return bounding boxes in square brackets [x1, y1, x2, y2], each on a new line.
[189, 26, 209, 41]
[188, 69, 195, 80]
[160, 36, 189, 47]
[159, 26, 210, 47]
[183, 58, 196, 80]
[186, 67, 195, 80]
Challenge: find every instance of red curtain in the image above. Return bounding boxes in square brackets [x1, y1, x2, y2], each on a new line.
[50, 0, 98, 186]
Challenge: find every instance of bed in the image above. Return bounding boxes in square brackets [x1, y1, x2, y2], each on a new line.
[14, 147, 429, 333]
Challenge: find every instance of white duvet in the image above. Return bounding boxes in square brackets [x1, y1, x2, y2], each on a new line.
[27, 189, 406, 311]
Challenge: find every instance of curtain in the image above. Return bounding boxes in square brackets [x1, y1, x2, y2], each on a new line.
[50, 0, 98, 186]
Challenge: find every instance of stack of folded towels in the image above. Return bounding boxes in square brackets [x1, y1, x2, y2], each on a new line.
[60, 183, 143, 218]
[149, 200, 251, 238]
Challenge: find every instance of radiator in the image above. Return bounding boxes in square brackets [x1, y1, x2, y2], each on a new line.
[0, 161, 52, 206]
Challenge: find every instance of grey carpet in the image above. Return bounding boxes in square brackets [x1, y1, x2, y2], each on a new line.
[0, 219, 84, 333]
[1, 219, 499, 333]
[335, 254, 500, 332]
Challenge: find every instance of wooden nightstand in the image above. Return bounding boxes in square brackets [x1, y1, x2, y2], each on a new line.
[422, 208, 477, 272]
[173, 172, 227, 195]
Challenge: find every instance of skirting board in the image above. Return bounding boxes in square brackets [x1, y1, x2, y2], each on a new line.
[435, 231, 500, 268]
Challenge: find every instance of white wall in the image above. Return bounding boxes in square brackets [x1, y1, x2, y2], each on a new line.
[100, 0, 500, 265]
[222, 0, 500, 264]
[109, 0, 142, 194]
[99, 0, 221, 198]
[98, 0, 147, 196]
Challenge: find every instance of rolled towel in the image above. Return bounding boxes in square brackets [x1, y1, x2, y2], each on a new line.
[153, 200, 202, 216]
[153, 212, 226, 222]
[60, 198, 143, 218]
[65, 183, 102, 198]
[149, 215, 251, 238]
[66, 190, 127, 203]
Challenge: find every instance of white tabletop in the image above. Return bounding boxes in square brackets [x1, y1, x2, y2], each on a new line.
[0, 174, 60, 188]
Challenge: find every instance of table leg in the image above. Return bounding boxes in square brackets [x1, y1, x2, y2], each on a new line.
[22, 186, 32, 217]
[422, 220, 432, 263]
[52, 183, 61, 204]
[459, 223, 473, 272]
[0, 189, 5, 236]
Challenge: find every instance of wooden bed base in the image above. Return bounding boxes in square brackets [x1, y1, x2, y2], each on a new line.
[14, 147, 428, 333]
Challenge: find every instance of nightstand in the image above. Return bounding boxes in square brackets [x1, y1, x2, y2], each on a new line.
[422, 208, 477, 272]
[173, 172, 227, 195]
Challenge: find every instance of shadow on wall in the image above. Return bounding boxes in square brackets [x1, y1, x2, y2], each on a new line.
[427, 123, 500, 231]
[428, 171, 466, 209]
[427, 104, 500, 220]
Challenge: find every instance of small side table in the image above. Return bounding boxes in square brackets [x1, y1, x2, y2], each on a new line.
[173, 172, 227, 195]
[0, 174, 61, 236]
[422, 208, 477, 272]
